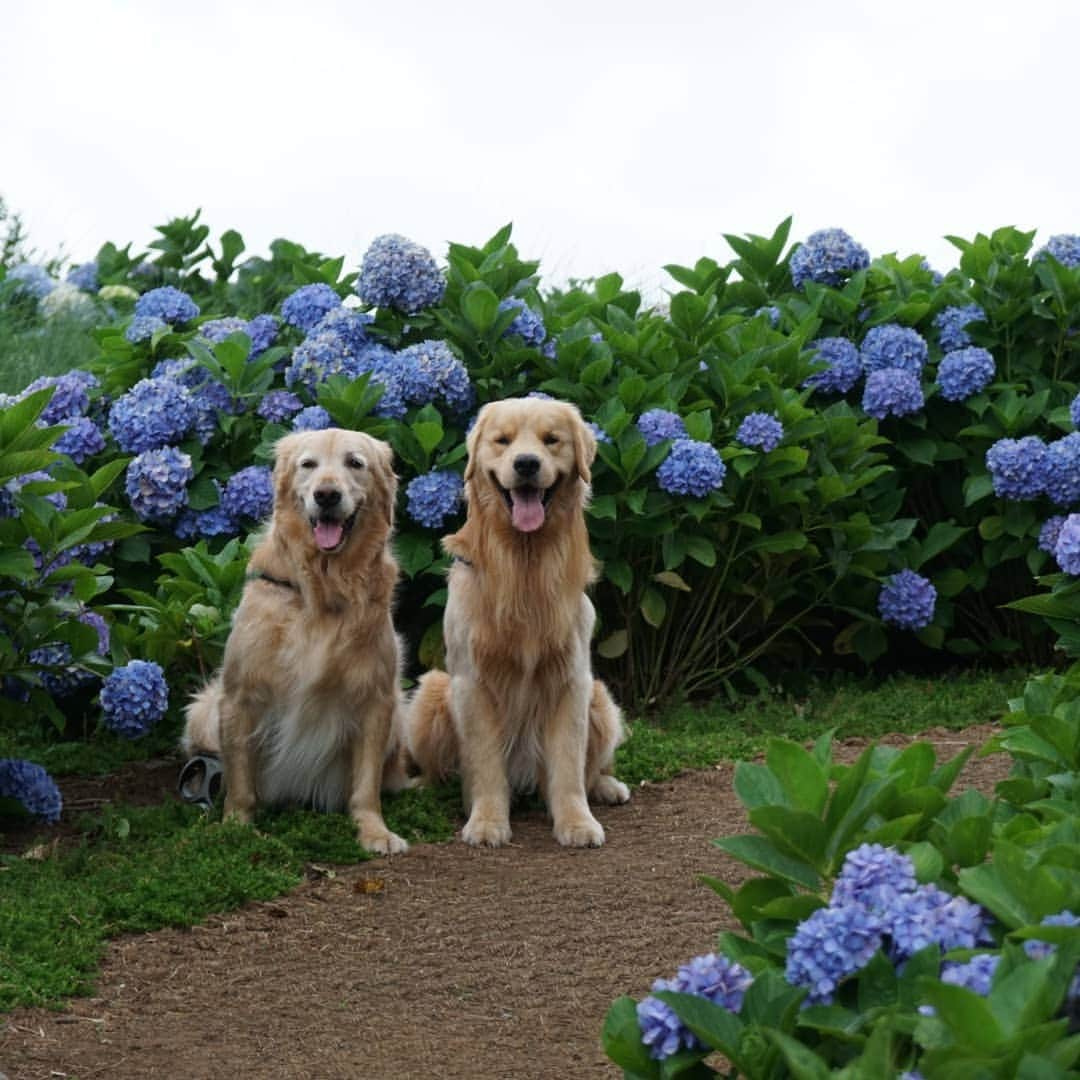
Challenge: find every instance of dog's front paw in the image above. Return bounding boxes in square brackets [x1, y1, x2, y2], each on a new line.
[591, 775, 631, 805]
[223, 800, 254, 825]
[462, 814, 512, 847]
[554, 813, 605, 848]
[359, 826, 409, 856]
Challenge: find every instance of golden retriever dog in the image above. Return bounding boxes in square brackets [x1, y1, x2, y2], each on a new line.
[406, 397, 629, 848]
[181, 428, 409, 855]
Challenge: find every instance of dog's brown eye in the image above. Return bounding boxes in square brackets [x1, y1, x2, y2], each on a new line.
[346, 456, 365, 470]
[494, 435, 510, 446]
[543, 434, 559, 446]
[300, 459, 317, 470]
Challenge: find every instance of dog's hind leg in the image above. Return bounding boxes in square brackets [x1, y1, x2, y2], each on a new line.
[586, 679, 631, 806]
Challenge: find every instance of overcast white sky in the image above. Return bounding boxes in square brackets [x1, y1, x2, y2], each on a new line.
[4, 0, 1078, 296]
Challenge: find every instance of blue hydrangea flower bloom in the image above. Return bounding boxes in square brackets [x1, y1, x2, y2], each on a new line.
[878, 570, 937, 631]
[281, 283, 341, 332]
[1071, 393, 1080, 429]
[108, 376, 197, 453]
[862, 369, 924, 420]
[637, 409, 687, 447]
[1038, 235, 1080, 268]
[6, 470, 67, 513]
[736, 412, 784, 452]
[100, 660, 169, 739]
[860, 325, 929, 376]
[937, 347, 995, 401]
[66, 261, 99, 292]
[356, 234, 445, 313]
[1023, 910, 1080, 961]
[134, 286, 200, 324]
[934, 304, 986, 352]
[53, 416, 105, 464]
[125, 314, 168, 343]
[0, 758, 62, 822]
[657, 439, 726, 497]
[124, 446, 193, 522]
[189, 378, 239, 444]
[222, 465, 273, 522]
[636, 954, 752, 1060]
[21, 370, 97, 423]
[885, 884, 991, 960]
[790, 228, 870, 289]
[406, 470, 463, 528]
[285, 330, 356, 393]
[986, 436, 1048, 500]
[5, 264, 56, 299]
[30, 611, 109, 697]
[804, 337, 862, 394]
[198, 316, 248, 344]
[785, 904, 883, 1005]
[587, 421, 611, 444]
[541, 339, 557, 360]
[940, 954, 1000, 996]
[246, 314, 279, 358]
[1042, 434, 1080, 507]
[312, 307, 373, 352]
[174, 502, 238, 542]
[832, 843, 917, 912]
[499, 298, 547, 347]
[1055, 515, 1080, 574]
[395, 341, 474, 413]
[293, 406, 334, 431]
[756, 305, 781, 328]
[257, 390, 304, 423]
[1039, 516, 1067, 555]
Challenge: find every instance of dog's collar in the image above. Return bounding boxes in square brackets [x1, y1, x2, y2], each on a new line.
[247, 569, 298, 591]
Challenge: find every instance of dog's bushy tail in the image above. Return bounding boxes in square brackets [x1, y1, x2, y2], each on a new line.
[405, 670, 458, 783]
[182, 676, 224, 756]
[587, 679, 631, 804]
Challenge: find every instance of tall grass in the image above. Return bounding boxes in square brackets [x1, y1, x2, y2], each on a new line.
[0, 311, 98, 394]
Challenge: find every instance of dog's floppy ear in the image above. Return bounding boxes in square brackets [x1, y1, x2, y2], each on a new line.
[272, 432, 302, 508]
[567, 404, 597, 485]
[366, 435, 398, 529]
[463, 404, 491, 484]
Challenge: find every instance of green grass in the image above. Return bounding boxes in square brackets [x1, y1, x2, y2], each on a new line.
[0, 669, 1025, 1012]
[0, 312, 98, 394]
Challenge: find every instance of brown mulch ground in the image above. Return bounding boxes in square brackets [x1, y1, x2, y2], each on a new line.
[0, 725, 1009, 1080]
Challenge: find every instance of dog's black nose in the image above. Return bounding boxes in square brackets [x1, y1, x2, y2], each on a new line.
[513, 454, 541, 478]
[313, 487, 342, 508]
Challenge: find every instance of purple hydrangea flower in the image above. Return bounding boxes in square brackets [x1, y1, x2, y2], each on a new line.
[860, 325, 929, 376]
[1055, 514, 1080, 574]
[125, 314, 169, 343]
[937, 347, 995, 401]
[886, 884, 992, 960]
[499, 298, 547, 347]
[0, 759, 62, 822]
[30, 612, 110, 697]
[222, 465, 273, 522]
[1042, 434, 1080, 507]
[934, 304, 986, 352]
[124, 446, 193, 522]
[637, 409, 687, 447]
[281, 283, 341, 333]
[5, 264, 56, 299]
[108, 376, 197, 453]
[257, 390, 304, 423]
[986, 436, 1048, 500]
[804, 337, 862, 394]
[940, 953, 1000, 996]
[100, 660, 169, 739]
[1023, 910, 1080, 961]
[292, 406, 334, 431]
[406, 470, 463, 528]
[878, 570, 936, 631]
[53, 416, 105, 464]
[65, 261, 99, 292]
[785, 904, 882, 1005]
[246, 314, 279, 358]
[832, 843, 917, 912]
[790, 228, 870, 289]
[1039, 516, 1067, 555]
[656, 439, 726, 497]
[736, 412, 784, 452]
[134, 286, 200, 325]
[862, 369, 924, 420]
[1037, 235, 1080, 269]
[356, 234, 445, 313]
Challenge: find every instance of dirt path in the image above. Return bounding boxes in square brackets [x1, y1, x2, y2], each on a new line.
[0, 726, 1007, 1080]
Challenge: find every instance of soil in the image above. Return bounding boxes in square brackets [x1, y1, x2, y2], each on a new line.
[0, 725, 1009, 1080]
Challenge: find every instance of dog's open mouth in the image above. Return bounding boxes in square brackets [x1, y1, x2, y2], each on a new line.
[496, 478, 558, 533]
[310, 512, 357, 553]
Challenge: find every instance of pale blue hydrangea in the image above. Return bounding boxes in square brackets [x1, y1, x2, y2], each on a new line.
[587, 421, 611, 444]
[499, 298, 547, 347]
[356, 234, 445, 313]
[198, 316, 248, 343]
[124, 446, 193, 522]
[637, 409, 687, 447]
[22, 370, 97, 423]
[790, 228, 870, 289]
[30, 612, 109, 697]
[862, 369, 924, 420]
[736, 412, 784, 451]
[637, 954, 752, 1060]
[860, 325, 928, 376]
[885, 884, 992, 961]
[125, 314, 168, 343]
[986, 436, 1048, 500]
[257, 390, 304, 423]
[832, 843, 917, 912]
[312, 306, 373, 351]
[878, 570, 936, 631]
[1071, 393, 1080, 429]
[406, 471, 463, 529]
[656, 439, 726, 497]
[1039, 516, 1067, 555]
[1023, 910, 1080, 962]
[1037, 235, 1080, 268]
[66, 261, 99, 292]
[804, 337, 862, 394]
[108, 376, 197, 453]
[285, 330, 357, 393]
[5, 264, 56, 299]
[0, 759, 62, 822]
[100, 660, 169, 739]
[395, 341, 474, 413]
[756, 305, 780, 328]
[1055, 514, 1080, 574]
[940, 954, 1000, 996]
[174, 502, 238, 542]
[292, 406, 334, 431]
[1042, 434, 1080, 507]
[934, 304, 985, 352]
[785, 904, 882, 1005]
[281, 283, 341, 332]
[53, 416, 105, 464]
[190, 379, 239, 444]
[222, 465, 273, 523]
[4, 470, 67, 514]
[246, 314, 279, 358]
[937, 347, 995, 401]
[134, 286, 199, 324]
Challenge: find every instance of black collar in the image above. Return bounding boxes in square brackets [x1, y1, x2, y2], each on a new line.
[247, 569, 297, 591]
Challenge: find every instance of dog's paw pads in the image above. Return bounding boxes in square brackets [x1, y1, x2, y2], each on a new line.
[591, 776, 631, 805]
[461, 817, 512, 847]
[554, 816, 605, 848]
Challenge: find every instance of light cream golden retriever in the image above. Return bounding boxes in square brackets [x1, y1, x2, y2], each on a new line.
[406, 397, 629, 848]
[181, 428, 409, 855]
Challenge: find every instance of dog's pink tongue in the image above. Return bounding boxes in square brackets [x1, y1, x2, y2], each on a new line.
[510, 488, 545, 532]
[314, 520, 344, 551]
